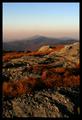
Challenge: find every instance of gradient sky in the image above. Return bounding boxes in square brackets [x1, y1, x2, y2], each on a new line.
[3, 3, 79, 41]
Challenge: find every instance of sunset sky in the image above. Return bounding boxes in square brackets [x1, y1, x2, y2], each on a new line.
[3, 3, 79, 41]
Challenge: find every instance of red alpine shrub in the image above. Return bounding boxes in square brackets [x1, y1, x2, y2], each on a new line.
[3, 82, 13, 96]
[41, 70, 47, 81]
[3, 77, 37, 97]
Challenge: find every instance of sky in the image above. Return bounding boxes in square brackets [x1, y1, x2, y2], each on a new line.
[3, 3, 79, 41]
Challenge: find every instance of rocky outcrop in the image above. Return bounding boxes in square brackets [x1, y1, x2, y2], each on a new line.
[3, 87, 80, 118]
[2, 42, 80, 118]
[38, 45, 53, 52]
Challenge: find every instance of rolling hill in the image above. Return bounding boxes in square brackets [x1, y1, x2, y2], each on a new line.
[3, 35, 78, 51]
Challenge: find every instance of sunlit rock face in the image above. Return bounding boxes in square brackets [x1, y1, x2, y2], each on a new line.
[38, 45, 53, 52]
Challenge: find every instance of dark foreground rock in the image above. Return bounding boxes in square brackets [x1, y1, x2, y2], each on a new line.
[3, 87, 80, 118]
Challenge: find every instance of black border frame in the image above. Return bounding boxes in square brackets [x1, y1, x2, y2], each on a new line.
[1, 0, 80, 119]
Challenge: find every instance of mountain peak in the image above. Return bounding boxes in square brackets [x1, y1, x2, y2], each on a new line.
[29, 35, 47, 40]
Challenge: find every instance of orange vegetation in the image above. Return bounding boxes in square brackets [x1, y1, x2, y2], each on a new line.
[63, 75, 80, 87]
[53, 45, 64, 51]
[3, 51, 52, 62]
[3, 77, 37, 97]
[3, 45, 64, 62]
[3, 62, 80, 97]
[42, 73, 80, 88]
[27, 45, 64, 56]
[27, 50, 53, 56]
[43, 75, 62, 88]
[3, 52, 27, 62]
[50, 67, 65, 73]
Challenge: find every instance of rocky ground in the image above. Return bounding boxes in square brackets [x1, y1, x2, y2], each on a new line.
[2, 42, 80, 118]
[3, 87, 80, 118]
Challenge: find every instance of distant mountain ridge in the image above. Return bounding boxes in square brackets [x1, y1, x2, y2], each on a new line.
[3, 35, 78, 51]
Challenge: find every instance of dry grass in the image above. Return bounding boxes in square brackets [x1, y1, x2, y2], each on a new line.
[3, 65, 80, 97]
